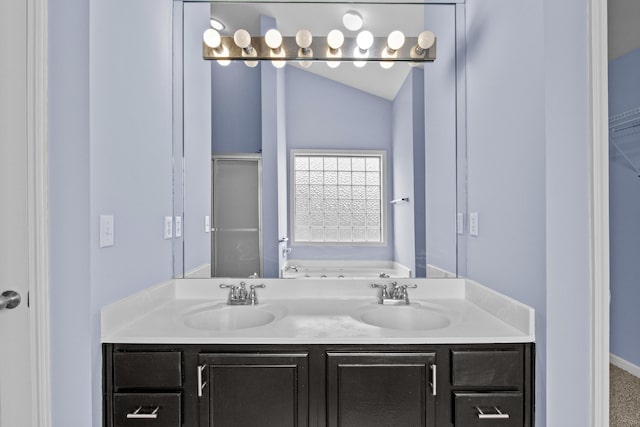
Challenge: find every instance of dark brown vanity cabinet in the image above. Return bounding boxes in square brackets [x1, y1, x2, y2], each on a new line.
[197, 353, 309, 427]
[103, 343, 534, 427]
[326, 352, 437, 427]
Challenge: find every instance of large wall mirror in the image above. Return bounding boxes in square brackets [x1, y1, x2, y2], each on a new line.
[173, 1, 466, 280]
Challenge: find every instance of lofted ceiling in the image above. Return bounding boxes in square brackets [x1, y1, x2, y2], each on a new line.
[209, 2, 427, 100]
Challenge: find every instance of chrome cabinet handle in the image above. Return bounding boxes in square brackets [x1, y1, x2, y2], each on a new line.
[475, 406, 510, 419]
[430, 363, 437, 396]
[126, 406, 159, 419]
[0, 290, 21, 310]
[197, 365, 207, 397]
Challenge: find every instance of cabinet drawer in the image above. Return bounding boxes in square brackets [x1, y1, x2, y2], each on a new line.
[113, 351, 182, 389]
[451, 350, 522, 387]
[113, 393, 181, 427]
[454, 392, 523, 426]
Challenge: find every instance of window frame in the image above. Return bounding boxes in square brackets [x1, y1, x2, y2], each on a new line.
[289, 149, 387, 246]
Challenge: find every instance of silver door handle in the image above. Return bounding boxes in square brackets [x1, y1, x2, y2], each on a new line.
[0, 291, 21, 310]
[430, 363, 437, 396]
[197, 365, 207, 397]
[126, 406, 159, 419]
[476, 406, 510, 419]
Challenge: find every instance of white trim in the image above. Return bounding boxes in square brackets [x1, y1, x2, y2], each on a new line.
[589, 0, 610, 426]
[610, 354, 640, 379]
[27, 0, 51, 425]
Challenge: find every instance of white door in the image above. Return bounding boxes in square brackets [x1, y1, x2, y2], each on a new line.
[0, 0, 33, 425]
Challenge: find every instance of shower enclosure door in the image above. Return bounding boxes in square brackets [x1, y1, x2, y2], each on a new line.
[211, 155, 263, 277]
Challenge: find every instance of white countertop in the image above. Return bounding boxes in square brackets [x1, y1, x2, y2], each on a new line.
[101, 278, 535, 345]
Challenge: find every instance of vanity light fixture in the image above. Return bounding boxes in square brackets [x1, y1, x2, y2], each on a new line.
[296, 29, 313, 68]
[203, 29, 230, 66]
[202, 28, 437, 66]
[342, 11, 363, 32]
[265, 28, 286, 68]
[234, 29, 258, 67]
[356, 30, 374, 52]
[354, 30, 373, 67]
[412, 30, 436, 58]
[234, 29, 254, 54]
[380, 30, 405, 69]
[326, 29, 344, 68]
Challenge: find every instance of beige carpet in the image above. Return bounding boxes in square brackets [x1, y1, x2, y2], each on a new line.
[610, 364, 640, 427]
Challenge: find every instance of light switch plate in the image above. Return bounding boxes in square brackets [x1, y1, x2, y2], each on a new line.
[164, 216, 173, 239]
[100, 215, 114, 248]
[469, 212, 479, 237]
[175, 216, 182, 238]
[205, 216, 211, 233]
[457, 213, 464, 235]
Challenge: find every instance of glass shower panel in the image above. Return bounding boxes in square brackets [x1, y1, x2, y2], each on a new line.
[212, 157, 262, 277]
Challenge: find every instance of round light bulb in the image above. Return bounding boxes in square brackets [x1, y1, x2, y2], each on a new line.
[296, 29, 313, 49]
[272, 60, 286, 69]
[380, 61, 394, 69]
[217, 59, 231, 66]
[356, 30, 374, 51]
[203, 29, 221, 49]
[233, 29, 252, 49]
[327, 60, 340, 69]
[299, 60, 312, 68]
[327, 29, 344, 50]
[265, 29, 282, 50]
[342, 11, 363, 32]
[354, 60, 366, 68]
[417, 31, 435, 50]
[387, 30, 405, 51]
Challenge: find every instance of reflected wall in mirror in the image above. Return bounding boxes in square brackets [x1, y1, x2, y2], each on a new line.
[174, 1, 465, 279]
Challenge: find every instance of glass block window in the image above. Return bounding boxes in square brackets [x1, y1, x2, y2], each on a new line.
[292, 151, 385, 244]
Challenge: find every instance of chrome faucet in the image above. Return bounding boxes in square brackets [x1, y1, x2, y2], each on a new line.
[220, 282, 266, 305]
[284, 264, 299, 273]
[371, 282, 417, 305]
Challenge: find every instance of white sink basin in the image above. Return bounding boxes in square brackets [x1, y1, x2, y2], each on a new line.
[183, 304, 284, 331]
[356, 304, 450, 331]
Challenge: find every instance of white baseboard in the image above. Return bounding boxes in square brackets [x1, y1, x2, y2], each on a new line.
[610, 353, 640, 379]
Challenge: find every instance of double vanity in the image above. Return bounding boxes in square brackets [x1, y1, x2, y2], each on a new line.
[102, 278, 535, 426]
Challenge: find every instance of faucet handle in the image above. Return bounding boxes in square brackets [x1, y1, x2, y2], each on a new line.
[371, 283, 390, 300]
[402, 284, 418, 289]
[220, 284, 238, 301]
[248, 284, 265, 305]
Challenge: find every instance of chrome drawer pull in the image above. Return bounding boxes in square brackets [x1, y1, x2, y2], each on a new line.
[429, 364, 437, 396]
[475, 406, 510, 419]
[197, 365, 208, 397]
[126, 406, 159, 419]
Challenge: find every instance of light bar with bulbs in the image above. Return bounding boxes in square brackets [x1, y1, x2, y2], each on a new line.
[203, 28, 436, 66]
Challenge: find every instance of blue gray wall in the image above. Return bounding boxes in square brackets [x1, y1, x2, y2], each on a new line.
[211, 63, 262, 154]
[424, 5, 458, 276]
[184, 3, 213, 273]
[285, 66, 394, 261]
[544, 0, 592, 425]
[48, 0, 91, 425]
[89, 1, 174, 426]
[464, 0, 547, 423]
[609, 47, 640, 368]
[464, 0, 593, 425]
[392, 69, 425, 276]
[50, 0, 175, 426]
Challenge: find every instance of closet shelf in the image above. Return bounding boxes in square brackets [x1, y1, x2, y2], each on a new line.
[609, 107, 640, 177]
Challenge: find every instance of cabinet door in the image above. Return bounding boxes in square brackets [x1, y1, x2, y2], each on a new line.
[327, 352, 437, 427]
[198, 353, 308, 427]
